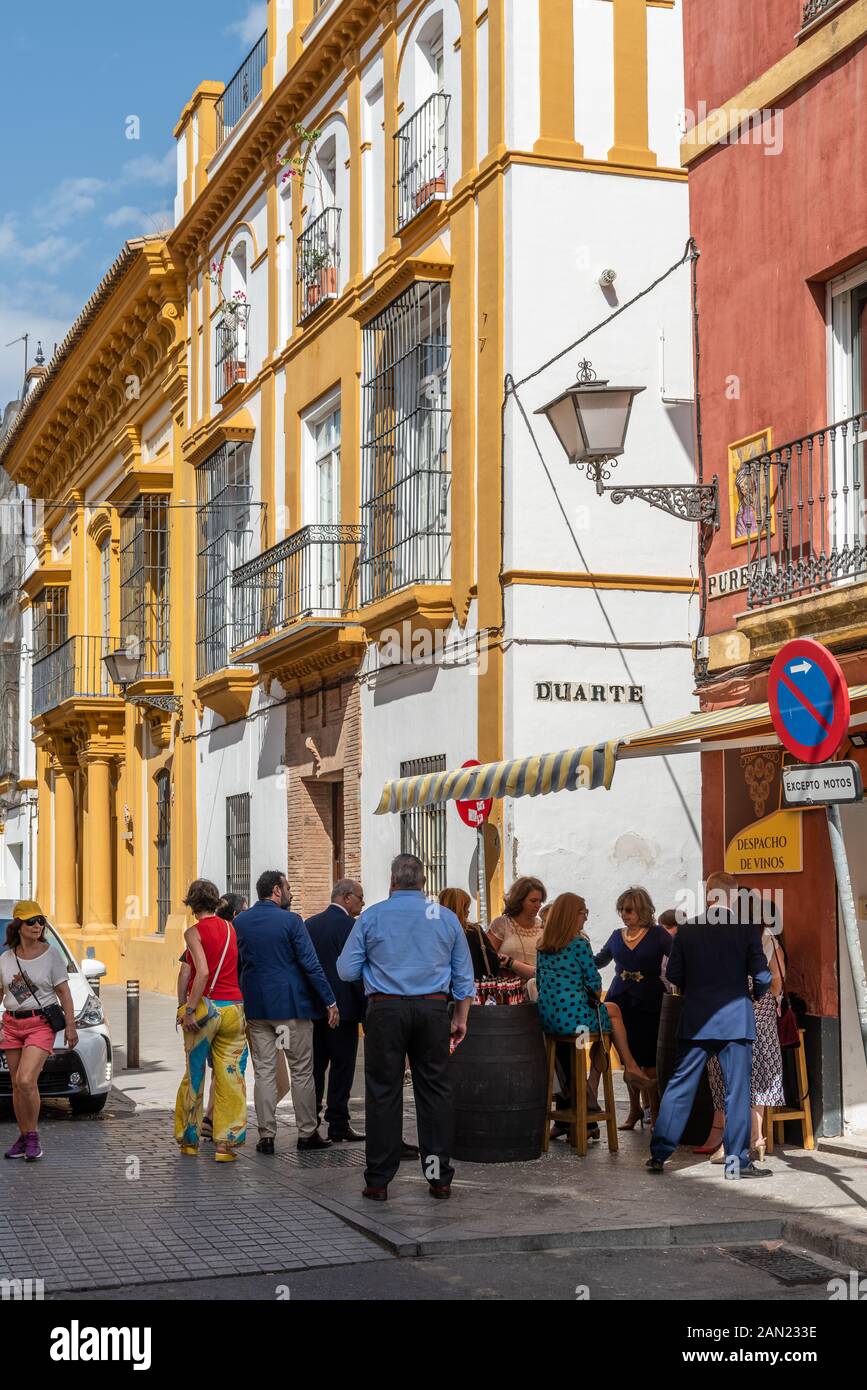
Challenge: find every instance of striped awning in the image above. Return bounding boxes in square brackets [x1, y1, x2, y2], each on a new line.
[375, 742, 618, 815]
[375, 683, 867, 814]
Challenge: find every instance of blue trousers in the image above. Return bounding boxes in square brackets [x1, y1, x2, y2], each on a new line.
[651, 1039, 753, 1170]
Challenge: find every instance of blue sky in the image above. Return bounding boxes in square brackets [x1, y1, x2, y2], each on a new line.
[0, 0, 268, 411]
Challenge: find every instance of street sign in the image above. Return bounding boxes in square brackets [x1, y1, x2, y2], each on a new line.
[782, 761, 864, 807]
[455, 760, 493, 828]
[768, 638, 850, 764]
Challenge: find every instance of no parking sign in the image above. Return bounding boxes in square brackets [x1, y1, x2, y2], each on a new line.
[768, 639, 850, 765]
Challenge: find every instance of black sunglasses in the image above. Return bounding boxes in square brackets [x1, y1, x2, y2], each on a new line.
[23, 917, 46, 927]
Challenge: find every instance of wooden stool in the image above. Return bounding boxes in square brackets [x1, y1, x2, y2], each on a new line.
[763, 1029, 815, 1152]
[542, 1032, 619, 1157]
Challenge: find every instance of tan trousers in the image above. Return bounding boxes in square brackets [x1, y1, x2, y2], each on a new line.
[247, 1018, 317, 1140]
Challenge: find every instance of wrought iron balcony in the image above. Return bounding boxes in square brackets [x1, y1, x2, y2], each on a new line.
[216, 30, 268, 149]
[801, 0, 842, 28]
[230, 524, 363, 653]
[215, 303, 249, 402]
[744, 412, 867, 608]
[32, 636, 169, 718]
[297, 207, 341, 322]
[395, 92, 450, 231]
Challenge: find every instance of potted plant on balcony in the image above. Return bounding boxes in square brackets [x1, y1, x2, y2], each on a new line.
[300, 244, 337, 310]
[414, 168, 446, 211]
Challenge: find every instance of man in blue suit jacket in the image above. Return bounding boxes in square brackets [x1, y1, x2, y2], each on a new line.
[306, 880, 367, 1143]
[234, 870, 337, 1155]
[648, 872, 773, 1179]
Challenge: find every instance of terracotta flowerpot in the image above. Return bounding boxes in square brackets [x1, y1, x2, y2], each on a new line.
[414, 175, 446, 210]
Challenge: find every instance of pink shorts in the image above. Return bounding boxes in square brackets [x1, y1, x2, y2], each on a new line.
[1, 1013, 56, 1053]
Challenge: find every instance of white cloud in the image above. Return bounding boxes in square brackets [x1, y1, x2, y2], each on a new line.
[0, 303, 73, 414]
[120, 148, 176, 187]
[104, 205, 172, 235]
[0, 215, 84, 273]
[227, 2, 267, 47]
[33, 177, 107, 229]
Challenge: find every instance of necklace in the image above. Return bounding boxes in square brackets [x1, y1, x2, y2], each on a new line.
[623, 927, 646, 944]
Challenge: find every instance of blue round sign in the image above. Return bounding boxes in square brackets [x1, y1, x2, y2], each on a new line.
[768, 639, 850, 764]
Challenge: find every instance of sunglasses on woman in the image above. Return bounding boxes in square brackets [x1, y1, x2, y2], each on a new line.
[23, 916, 46, 927]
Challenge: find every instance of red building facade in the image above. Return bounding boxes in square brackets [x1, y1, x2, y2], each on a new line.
[683, 0, 867, 1135]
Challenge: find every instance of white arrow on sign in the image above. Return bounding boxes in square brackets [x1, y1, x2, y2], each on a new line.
[789, 661, 812, 676]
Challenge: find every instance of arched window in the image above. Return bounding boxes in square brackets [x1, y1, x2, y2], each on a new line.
[99, 534, 111, 693]
[396, 6, 459, 229]
[297, 124, 348, 323]
[155, 770, 171, 934]
[215, 237, 251, 400]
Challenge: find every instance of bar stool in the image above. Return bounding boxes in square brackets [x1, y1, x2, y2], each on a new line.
[763, 1029, 815, 1152]
[542, 1032, 619, 1157]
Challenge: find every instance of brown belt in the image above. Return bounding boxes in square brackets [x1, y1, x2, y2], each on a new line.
[368, 992, 448, 1001]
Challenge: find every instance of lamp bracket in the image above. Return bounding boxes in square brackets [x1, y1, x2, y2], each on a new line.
[126, 693, 184, 716]
[605, 476, 719, 528]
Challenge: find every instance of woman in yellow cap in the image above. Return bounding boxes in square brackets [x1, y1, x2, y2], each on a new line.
[1, 902, 77, 1162]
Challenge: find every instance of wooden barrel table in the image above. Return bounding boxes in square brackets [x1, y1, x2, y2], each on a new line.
[655, 993, 716, 1148]
[450, 1003, 547, 1162]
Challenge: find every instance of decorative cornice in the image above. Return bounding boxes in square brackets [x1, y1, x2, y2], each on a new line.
[183, 408, 257, 468]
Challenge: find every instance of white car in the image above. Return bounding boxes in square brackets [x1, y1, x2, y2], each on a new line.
[0, 919, 112, 1114]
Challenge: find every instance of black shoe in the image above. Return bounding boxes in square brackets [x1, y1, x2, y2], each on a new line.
[549, 1121, 571, 1141]
[429, 1184, 451, 1199]
[362, 1185, 387, 1201]
[400, 1141, 420, 1160]
[645, 1157, 665, 1173]
[329, 1127, 366, 1143]
[587, 1123, 600, 1142]
[256, 1137, 275, 1155]
[297, 1132, 333, 1151]
[726, 1162, 773, 1180]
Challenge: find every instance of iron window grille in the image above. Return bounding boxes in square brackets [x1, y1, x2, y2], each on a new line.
[215, 30, 268, 148]
[31, 635, 127, 717]
[215, 303, 249, 402]
[297, 207, 341, 322]
[395, 92, 450, 231]
[196, 443, 253, 677]
[226, 793, 251, 901]
[360, 281, 451, 605]
[119, 497, 171, 676]
[155, 770, 171, 935]
[32, 587, 68, 662]
[399, 755, 448, 898]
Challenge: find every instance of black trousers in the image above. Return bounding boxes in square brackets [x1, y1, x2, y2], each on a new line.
[363, 997, 454, 1189]
[313, 1019, 360, 1133]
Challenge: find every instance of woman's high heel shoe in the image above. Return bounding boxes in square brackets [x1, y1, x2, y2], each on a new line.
[618, 1081, 645, 1131]
[751, 1139, 766, 1163]
[709, 1143, 725, 1164]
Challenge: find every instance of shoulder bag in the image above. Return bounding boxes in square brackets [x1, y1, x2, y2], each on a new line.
[179, 923, 233, 1030]
[771, 937, 800, 1051]
[13, 952, 66, 1034]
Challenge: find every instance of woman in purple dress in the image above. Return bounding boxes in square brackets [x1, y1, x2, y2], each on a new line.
[594, 887, 672, 1129]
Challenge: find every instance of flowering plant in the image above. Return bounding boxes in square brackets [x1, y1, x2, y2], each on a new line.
[276, 122, 324, 196]
[208, 260, 248, 316]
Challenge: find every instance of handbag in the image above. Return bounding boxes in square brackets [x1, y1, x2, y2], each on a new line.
[13, 953, 66, 1034]
[177, 923, 232, 1031]
[771, 938, 800, 1051]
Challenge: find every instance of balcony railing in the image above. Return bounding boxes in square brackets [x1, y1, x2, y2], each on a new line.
[801, 0, 842, 28]
[744, 412, 867, 608]
[297, 207, 341, 322]
[32, 636, 169, 718]
[215, 304, 249, 402]
[216, 30, 268, 149]
[395, 92, 450, 231]
[231, 524, 363, 652]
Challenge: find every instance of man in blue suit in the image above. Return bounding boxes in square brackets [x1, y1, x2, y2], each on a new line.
[234, 870, 338, 1155]
[306, 880, 367, 1143]
[647, 871, 773, 1179]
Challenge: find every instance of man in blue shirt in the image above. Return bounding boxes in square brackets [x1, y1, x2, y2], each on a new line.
[235, 870, 338, 1155]
[337, 853, 474, 1201]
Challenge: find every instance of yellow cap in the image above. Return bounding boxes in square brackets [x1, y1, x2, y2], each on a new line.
[12, 901, 45, 921]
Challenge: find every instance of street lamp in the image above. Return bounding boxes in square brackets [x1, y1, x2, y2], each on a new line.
[535, 359, 719, 526]
[102, 644, 182, 716]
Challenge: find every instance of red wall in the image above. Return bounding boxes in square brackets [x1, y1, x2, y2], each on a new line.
[684, 0, 808, 115]
[691, 40, 867, 637]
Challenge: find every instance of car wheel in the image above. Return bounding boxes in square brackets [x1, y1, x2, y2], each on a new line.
[69, 1093, 108, 1115]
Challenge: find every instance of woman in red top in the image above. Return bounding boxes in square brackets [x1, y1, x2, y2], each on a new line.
[174, 879, 248, 1162]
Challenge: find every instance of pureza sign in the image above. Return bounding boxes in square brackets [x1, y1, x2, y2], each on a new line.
[782, 762, 864, 807]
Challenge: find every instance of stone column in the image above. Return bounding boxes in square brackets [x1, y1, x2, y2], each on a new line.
[84, 756, 114, 926]
[53, 758, 78, 929]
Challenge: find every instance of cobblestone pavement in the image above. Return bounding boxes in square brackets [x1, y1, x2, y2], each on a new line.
[0, 1104, 389, 1294]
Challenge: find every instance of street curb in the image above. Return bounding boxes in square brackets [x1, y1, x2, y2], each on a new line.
[304, 1191, 786, 1258]
[816, 1137, 867, 1161]
[783, 1215, 867, 1274]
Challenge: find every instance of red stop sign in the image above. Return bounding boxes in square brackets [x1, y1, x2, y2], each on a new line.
[456, 759, 493, 827]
